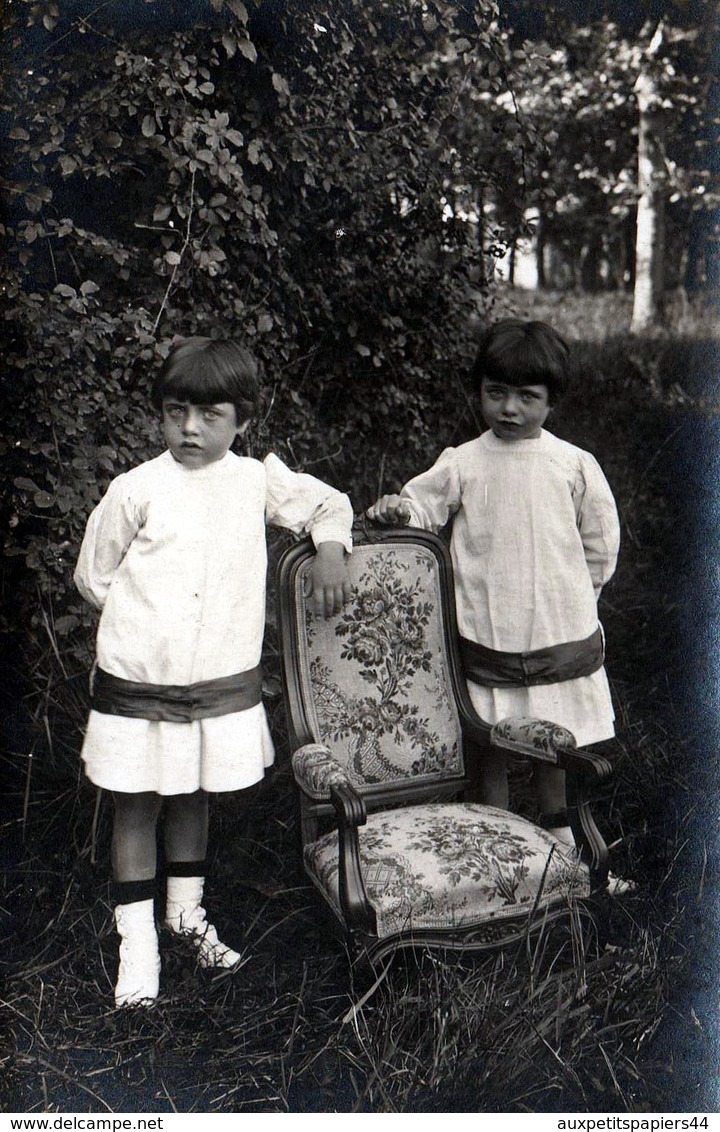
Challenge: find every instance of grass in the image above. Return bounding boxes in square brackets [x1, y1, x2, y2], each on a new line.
[2, 290, 719, 1113]
[0, 780, 692, 1113]
[493, 286, 720, 344]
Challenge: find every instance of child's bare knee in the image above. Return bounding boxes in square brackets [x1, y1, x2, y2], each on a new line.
[165, 789, 207, 818]
[113, 790, 162, 826]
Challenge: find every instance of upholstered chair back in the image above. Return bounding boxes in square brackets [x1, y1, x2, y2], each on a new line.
[281, 534, 468, 798]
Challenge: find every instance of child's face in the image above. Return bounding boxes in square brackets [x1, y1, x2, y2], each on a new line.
[162, 400, 246, 467]
[480, 379, 550, 441]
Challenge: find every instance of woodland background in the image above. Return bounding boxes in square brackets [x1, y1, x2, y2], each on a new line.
[1, 0, 720, 1114]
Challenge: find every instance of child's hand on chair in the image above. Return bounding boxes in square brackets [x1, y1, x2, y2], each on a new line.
[365, 495, 412, 526]
[309, 541, 350, 618]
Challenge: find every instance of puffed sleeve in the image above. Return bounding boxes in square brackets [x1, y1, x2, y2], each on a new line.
[573, 452, 621, 597]
[74, 474, 143, 610]
[400, 447, 462, 533]
[264, 453, 353, 552]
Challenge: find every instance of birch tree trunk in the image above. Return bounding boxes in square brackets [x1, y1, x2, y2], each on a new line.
[631, 29, 667, 332]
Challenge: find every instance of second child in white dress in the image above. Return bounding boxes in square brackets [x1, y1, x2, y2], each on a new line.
[367, 319, 621, 860]
[75, 337, 353, 1007]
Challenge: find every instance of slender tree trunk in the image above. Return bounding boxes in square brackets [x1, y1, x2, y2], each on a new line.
[624, 209, 636, 291]
[580, 231, 603, 292]
[508, 239, 516, 286]
[475, 185, 487, 289]
[684, 212, 703, 294]
[631, 31, 667, 332]
[707, 239, 720, 290]
[535, 215, 546, 289]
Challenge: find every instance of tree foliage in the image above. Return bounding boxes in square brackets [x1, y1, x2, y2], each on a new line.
[4, 0, 713, 669]
[1, 0, 531, 652]
[498, 0, 718, 295]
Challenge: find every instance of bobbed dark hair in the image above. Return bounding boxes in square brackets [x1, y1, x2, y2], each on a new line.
[471, 318, 570, 405]
[151, 337, 260, 423]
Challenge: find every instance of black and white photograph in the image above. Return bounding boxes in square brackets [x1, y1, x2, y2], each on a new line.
[1, 0, 718, 1117]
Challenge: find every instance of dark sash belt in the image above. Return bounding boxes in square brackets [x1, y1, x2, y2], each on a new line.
[460, 627, 604, 689]
[91, 665, 263, 722]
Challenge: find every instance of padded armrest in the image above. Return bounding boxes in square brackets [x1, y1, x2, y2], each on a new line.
[490, 716, 577, 763]
[291, 745, 374, 930]
[491, 717, 612, 783]
[291, 743, 352, 800]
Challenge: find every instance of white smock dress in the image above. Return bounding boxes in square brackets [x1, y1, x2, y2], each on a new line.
[75, 450, 353, 794]
[400, 429, 620, 747]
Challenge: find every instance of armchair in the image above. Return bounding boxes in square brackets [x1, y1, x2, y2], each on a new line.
[277, 525, 611, 969]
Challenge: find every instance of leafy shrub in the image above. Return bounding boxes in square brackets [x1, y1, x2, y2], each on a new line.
[2, 0, 530, 684]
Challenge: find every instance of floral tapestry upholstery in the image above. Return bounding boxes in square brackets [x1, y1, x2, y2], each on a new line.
[491, 717, 577, 763]
[304, 802, 590, 939]
[292, 744, 351, 800]
[293, 544, 464, 789]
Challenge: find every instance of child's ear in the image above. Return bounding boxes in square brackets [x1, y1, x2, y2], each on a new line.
[236, 418, 252, 438]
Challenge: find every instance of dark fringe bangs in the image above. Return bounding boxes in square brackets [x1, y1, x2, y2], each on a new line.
[151, 338, 260, 416]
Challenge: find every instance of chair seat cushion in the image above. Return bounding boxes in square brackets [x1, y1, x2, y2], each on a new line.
[304, 802, 590, 939]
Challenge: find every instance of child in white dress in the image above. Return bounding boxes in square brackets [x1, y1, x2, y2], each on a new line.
[75, 337, 353, 1007]
[367, 319, 621, 858]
